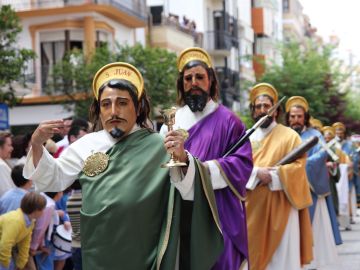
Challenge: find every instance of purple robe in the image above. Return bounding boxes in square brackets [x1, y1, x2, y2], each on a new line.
[184, 105, 253, 269]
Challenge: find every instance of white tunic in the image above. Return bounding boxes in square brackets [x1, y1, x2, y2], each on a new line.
[24, 130, 119, 192]
[305, 198, 338, 269]
[23, 127, 195, 198]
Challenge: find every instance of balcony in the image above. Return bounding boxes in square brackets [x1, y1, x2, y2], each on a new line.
[149, 15, 199, 52]
[252, 7, 274, 37]
[11, 0, 147, 27]
[203, 31, 233, 55]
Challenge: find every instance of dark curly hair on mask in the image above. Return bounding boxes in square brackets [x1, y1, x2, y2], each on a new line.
[89, 79, 153, 132]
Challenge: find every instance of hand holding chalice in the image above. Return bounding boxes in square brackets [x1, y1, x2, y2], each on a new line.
[161, 107, 188, 168]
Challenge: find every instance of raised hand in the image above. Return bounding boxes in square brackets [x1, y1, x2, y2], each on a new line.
[31, 120, 65, 147]
[31, 120, 64, 167]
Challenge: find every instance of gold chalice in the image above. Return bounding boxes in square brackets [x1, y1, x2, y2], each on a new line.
[161, 107, 188, 168]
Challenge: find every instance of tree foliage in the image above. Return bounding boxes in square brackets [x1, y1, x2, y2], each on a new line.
[115, 44, 178, 111]
[258, 40, 351, 126]
[51, 44, 177, 118]
[0, 5, 35, 106]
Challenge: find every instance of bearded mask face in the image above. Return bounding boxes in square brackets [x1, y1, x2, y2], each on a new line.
[252, 96, 275, 128]
[182, 65, 211, 112]
[288, 107, 306, 135]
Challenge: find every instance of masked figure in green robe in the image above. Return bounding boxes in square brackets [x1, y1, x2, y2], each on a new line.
[24, 62, 223, 270]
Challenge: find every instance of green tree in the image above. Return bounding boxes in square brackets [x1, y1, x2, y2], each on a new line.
[51, 44, 177, 118]
[115, 44, 177, 111]
[258, 40, 349, 124]
[51, 46, 115, 117]
[0, 5, 35, 106]
[343, 92, 360, 132]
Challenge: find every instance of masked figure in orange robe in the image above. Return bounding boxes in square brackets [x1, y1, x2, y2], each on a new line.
[245, 84, 313, 270]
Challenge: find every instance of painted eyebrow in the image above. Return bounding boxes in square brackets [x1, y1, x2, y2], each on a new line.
[101, 96, 130, 102]
[184, 73, 206, 78]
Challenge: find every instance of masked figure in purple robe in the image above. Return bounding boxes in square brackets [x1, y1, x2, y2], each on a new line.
[160, 47, 253, 269]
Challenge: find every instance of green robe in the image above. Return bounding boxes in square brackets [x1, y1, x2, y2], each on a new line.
[79, 129, 223, 270]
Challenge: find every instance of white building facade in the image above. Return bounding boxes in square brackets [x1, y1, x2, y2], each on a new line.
[3, 0, 147, 127]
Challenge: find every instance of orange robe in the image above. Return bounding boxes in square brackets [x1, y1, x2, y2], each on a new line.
[246, 124, 313, 270]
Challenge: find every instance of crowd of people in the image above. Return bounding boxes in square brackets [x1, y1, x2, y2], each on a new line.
[0, 46, 359, 270]
[0, 117, 88, 270]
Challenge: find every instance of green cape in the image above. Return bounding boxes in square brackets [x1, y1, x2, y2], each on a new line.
[79, 129, 223, 270]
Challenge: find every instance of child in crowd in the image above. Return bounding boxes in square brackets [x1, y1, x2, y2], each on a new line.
[0, 165, 32, 214]
[0, 192, 46, 270]
[32, 191, 64, 270]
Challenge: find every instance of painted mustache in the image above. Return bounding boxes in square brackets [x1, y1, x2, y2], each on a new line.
[106, 116, 127, 124]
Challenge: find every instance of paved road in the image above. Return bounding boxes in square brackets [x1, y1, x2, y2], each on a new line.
[324, 209, 360, 270]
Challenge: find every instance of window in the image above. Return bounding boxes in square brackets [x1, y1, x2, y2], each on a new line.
[283, 0, 290, 12]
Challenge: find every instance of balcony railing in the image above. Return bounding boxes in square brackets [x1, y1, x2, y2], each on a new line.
[151, 15, 203, 46]
[204, 31, 233, 51]
[8, 0, 147, 21]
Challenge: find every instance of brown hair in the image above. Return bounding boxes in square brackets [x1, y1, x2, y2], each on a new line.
[285, 105, 311, 127]
[20, 192, 46, 215]
[176, 60, 219, 106]
[0, 131, 12, 147]
[89, 79, 153, 132]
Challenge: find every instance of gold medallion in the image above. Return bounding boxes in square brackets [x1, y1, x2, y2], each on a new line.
[82, 152, 109, 177]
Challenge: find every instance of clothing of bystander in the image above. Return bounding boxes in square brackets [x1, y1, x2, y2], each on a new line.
[66, 180, 82, 270]
[0, 165, 32, 214]
[32, 192, 62, 270]
[0, 192, 46, 270]
[0, 132, 15, 197]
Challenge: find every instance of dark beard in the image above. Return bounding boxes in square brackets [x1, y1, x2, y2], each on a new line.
[291, 125, 303, 135]
[109, 127, 125, 139]
[254, 113, 272, 129]
[184, 87, 209, 112]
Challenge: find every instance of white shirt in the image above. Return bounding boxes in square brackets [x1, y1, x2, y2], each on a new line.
[0, 159, 15, 197]
[56, 135, 69, 148]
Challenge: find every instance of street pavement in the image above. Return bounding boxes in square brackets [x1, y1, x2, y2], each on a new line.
[322, 209, 360, 270]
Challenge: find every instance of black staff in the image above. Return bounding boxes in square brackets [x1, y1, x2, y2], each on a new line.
[223, 96, 286, 157]
[275, 136, 319, 166]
